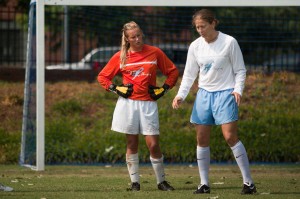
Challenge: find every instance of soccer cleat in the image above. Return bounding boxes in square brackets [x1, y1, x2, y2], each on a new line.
[0, 183, 13, 192]
[127, 182, 140, 191]
[193, 184, 210, 194]
[157, 181, 175, 191]
[241, 183, 257, 194]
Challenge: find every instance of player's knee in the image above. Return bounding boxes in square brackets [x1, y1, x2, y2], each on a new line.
[225, 137, 239, 147]
[127, 144, 138, 153]
[147, 142, 160, 153]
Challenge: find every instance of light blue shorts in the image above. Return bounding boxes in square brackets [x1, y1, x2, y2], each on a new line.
[190, 88, 238, 125]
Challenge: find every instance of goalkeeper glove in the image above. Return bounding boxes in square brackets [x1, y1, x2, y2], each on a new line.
[109, 83, 133, 98]
[148, 84, 170, 100]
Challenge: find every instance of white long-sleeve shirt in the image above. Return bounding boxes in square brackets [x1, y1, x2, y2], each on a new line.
[176, 32, 246, 100]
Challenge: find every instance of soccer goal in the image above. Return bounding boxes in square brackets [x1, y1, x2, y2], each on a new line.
[21, 0, 300, 171]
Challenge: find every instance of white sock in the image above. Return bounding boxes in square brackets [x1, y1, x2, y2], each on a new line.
[150, 156, 165, 184]
[197, 146, 210, 186]
[231, 141, 253, 184]
[126, 153, 139, 183]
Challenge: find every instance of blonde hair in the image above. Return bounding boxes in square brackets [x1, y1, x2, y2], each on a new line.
[120, 21, 142, 68]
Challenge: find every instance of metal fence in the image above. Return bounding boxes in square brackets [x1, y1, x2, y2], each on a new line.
[1, 6, 300, 73]
[0, 8, 28, 68]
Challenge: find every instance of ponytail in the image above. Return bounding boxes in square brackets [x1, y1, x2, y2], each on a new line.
[120, 21, 142, 68]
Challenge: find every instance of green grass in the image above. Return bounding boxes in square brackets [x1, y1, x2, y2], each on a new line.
[0, 164, 299, 199]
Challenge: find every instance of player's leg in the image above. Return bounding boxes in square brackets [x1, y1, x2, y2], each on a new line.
[126, 134, 140, 191]
[145, 135, 163, 183]
[194, 124, 211, 194]
[190, 88, 213, 194]
[145, 135, 174, 191]
[111, 98, 141, 191]
[139, 100, 174, 191]
[222, 122, 256, 194]
[214, 89, 256, 194]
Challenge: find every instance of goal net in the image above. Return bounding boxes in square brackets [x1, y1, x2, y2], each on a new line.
[20, 0, 37, 169]
[21, 0, 300, 170]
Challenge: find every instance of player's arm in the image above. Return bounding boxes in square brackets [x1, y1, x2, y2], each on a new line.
[230, 39, 246, 97]
[148, 49, 179, 100]
[97, 52, 121, 90]
[156, 48, 179, 89]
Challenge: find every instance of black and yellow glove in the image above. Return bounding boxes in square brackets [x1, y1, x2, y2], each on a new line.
[109, 83, 133, 98]
[148, 84, 170, 100]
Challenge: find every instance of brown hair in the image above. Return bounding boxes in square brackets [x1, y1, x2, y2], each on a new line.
[192, 9, 219, 27]
[120, 21, 143, 68]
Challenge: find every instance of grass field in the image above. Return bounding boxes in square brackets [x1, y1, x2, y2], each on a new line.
[0, 164, 299, 199]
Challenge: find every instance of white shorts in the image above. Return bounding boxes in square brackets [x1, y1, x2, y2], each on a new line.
[111, 97, 160, 135]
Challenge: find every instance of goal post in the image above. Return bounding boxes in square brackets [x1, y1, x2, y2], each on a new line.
[26, 0, 300, 171]
[36, 0, 45, 171]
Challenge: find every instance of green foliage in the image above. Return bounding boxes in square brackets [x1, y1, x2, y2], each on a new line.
[0, 129, 20, 164]
[52, 99, 83, 116]
[42, 73, 300, 164]
[1, 73, 300, 164]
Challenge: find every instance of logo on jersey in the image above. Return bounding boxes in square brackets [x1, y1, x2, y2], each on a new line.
[202, 61, 224, 74]
[203, 61, 213, 74]
[132, 68, 144, 79]
[123, 60, 156, 80]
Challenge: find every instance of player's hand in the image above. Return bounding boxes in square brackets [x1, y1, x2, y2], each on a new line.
[231, 92, 241, 106]
[172, 96, 183, 109]
[148, 84, 170, 100]
[109, 83, 133, 98]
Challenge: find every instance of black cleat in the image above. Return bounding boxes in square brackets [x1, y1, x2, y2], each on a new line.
[193, 184, 210, 194]
[127, 182, 140, 191]
[241, 183, 257, 194]
[157, 181, 175, 191]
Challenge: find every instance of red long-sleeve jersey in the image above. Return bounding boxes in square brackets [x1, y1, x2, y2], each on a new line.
[98, 44, 179, 101]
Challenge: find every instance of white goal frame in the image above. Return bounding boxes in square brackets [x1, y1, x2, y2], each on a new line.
[34, 0, 300, 171]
